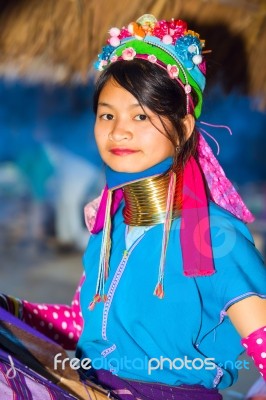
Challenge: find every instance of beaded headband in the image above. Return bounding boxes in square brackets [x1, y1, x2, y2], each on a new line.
[95, 14, 207, 118]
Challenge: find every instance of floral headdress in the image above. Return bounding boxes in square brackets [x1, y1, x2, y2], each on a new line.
[95, 14, 206, 118]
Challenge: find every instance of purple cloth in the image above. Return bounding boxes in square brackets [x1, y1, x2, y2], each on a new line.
[0, 308, 77, 399]
[94, 369, 223, 400]
[0, 348, 76, 400]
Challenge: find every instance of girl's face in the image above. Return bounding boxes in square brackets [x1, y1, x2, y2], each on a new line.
[94, 78, 175, 173]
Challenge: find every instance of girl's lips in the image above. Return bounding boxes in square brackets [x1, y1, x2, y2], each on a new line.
[110, 148, 139, 156]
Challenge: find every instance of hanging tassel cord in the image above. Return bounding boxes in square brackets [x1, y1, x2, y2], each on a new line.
[89, 190, 113, 310]
[197, 120, 233, 156]
[154, 171, 177, 299]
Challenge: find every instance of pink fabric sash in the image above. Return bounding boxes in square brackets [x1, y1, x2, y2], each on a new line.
[181, 156, 214, 276]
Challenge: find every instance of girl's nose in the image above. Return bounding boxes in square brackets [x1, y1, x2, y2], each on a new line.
[108, 121, 133, 142]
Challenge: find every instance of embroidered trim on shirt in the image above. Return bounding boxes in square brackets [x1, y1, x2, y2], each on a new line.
[102, 237, 144, 341]
[101, 344, 117, 358]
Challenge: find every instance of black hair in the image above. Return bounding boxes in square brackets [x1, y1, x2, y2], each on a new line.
[93, 59, 198, 169]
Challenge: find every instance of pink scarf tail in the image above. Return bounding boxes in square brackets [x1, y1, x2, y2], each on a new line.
[85, 186, 124, 234]
[181, 156, 215, 277]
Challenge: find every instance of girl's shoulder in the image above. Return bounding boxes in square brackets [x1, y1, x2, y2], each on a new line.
[84, 195, 102, 233]
[204, 201, 266, 309]
[208, 200, 255, 244]
[208, 200, 265, 269]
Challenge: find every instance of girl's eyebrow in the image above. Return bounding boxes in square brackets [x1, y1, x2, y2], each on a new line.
[97, 102, 113, 108]
[97, 102, 141, 109]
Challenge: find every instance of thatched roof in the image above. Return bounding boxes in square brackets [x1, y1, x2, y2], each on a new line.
[0, 0, 265, 108]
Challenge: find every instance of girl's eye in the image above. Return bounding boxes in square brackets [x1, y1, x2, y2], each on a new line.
[100, 114, 113, 120]
[135, 114, 147, 121]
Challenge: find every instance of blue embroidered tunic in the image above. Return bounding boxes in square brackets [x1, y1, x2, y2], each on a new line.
[77, 200, 266, 389]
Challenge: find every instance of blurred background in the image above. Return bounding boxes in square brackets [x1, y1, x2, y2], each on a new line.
[0, 0, 265, 399]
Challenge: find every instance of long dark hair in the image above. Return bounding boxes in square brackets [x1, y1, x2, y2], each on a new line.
[93, 59, 198, 169]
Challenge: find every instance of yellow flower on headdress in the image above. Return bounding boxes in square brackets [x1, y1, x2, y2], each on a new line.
[128, 22, 146, 40]
[186, 30, 200, 38]
[185, 30, 205, 47]
[136, 14, 157, 33]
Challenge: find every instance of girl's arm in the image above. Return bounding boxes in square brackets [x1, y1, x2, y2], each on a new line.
[0, 273, 85, 350]
[227, 296, 266, 380]
[227, 296, 266, 337]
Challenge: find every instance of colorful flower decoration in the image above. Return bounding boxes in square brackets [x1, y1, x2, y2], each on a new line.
[147, 55, 157, 63]
[96, 15, 205, 72]
[109, 27, 121, 47]
[128, 22, 146, 39]
[122, 47, 136, 61]
[110, 55, 118, 63]
[96, 59, 108, 71]
[175, 34, 203, 70]
[101, 44, 115, 60]
[184, 84, 192, 94]
[153, 19, 187, 42]
[167, 64, 179, 79]
[94, 15, 208, 119]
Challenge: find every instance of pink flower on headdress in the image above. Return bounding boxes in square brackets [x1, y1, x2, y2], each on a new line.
[147, 54, 157, 63]
[184, 84, 192, 94]
[98, 60, 108, 71]
[167, 64, 179, 79]
[108, 27, 121, 47]
[109, 36, 120, 47]
[122, 47, 136, 60]
[109, 27, 121, 37]
[110, 55, 118, 63]
[162, 34, 173, 45]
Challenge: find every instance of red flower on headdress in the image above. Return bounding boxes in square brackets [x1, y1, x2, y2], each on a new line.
[153, 19, 187, 43]
[153, 20, 169, 40]
[119, 27, 132, 40]
[169, 19, 187, 41]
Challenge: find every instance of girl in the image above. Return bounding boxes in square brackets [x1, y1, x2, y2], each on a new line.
[1, 14, 266, 400]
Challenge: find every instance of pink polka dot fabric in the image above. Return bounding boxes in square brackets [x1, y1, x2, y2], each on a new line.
[21, 273, 85, 350]
[241, 326, 266, 380]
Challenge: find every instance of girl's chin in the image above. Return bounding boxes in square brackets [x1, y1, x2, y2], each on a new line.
[107, 165, 146, 173]
[104, 159, 150, 173]
[104, 158, 169, 173]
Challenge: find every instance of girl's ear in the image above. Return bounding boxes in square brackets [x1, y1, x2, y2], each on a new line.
[183, 114, 195, 141]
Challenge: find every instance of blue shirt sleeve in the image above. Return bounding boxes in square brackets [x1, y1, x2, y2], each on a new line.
[208, 204, 266, 312]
